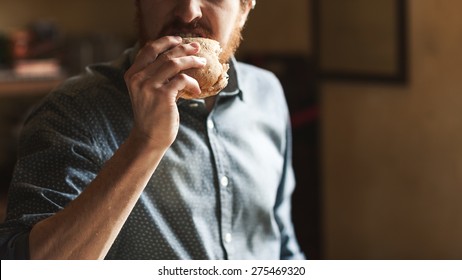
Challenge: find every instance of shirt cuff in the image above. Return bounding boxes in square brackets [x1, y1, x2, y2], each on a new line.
[1, 230, 31, 260]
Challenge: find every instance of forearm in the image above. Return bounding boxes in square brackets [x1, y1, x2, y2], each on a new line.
[27, 37, 202, 260]
[29, 131, 167, 260]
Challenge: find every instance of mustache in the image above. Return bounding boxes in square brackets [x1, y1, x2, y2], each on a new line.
[159, 19, 213, 38]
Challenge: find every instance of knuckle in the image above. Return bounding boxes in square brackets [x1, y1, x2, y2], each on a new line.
[165, 58, 181, 69]
[176, 73, 190, 82]
[123, 72, 130, 82]
[129, 72, 144, 84]
[166, 36, 178, 43]
[123, 71, 134, 83]
[144, 41, 161, 55]
[179, 43, 189, 51]
[156, 87, 169, 95]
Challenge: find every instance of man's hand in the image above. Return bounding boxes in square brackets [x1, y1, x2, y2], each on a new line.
[124, 36, 206, 149]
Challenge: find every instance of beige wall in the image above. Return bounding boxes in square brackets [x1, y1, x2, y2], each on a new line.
[322, 0, 462, 259]
[0, 0, 312, 55]
[0, 0, 135, 38]
[240, 0, 311, 55]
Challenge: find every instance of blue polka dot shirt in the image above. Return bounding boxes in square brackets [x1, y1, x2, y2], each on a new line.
[0, 47, 304, 260]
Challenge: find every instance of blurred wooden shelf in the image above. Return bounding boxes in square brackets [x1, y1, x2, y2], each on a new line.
[0, 76, 64, 97]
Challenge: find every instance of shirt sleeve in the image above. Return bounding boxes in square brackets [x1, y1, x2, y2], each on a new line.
[0, 91, 104, 259]
[274, 120, 306, 260]
[0, 228, 30, 259]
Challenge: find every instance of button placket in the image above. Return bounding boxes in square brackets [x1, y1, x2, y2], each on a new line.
[207, 119, 215, 130]
[224, 233, 233, 243]
[205, 109, 234, 258]
[220, 175, 229, 188]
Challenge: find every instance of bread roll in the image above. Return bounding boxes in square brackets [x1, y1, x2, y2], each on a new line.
[179, 37, 229, 99]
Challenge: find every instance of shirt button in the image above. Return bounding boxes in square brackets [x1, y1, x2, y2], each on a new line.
[207, 120, 215, 129]
[225, 233, 232, 243]
[220, 176, 229, 187]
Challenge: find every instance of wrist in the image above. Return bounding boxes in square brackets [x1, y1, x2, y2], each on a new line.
[125, 128, 171, 156]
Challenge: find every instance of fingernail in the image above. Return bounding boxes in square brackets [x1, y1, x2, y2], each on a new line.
[190, 42, 200, 49]
[198, 57, 207, 64]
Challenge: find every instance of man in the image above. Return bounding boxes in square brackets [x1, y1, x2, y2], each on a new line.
[0, 0, 305, 259]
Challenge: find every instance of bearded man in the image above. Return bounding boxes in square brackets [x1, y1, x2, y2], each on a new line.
[0, 0, 305, 260]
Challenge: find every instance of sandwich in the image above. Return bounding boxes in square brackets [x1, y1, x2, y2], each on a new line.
[179, 37, 229, 99]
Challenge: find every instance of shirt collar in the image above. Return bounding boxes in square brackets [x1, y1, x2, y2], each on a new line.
[220, 57, 244, 101]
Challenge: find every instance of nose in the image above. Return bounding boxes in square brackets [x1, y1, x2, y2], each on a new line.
[174, 0, 203, 24]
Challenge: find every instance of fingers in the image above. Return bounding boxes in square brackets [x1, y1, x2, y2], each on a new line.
[161, 40, 201, 62]
[167, 73, 202, 99]
[125, 36, 205, 97]
[125, 36, 183, 78]
[123, 36, 206, 149]
[140, 55, 206, 88]
[126, 36, 201, 80]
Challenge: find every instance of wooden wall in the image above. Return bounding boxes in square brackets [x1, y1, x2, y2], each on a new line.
[322, 0, 462, 259]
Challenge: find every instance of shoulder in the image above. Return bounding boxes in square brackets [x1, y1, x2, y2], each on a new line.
[236, 61, 282, 88]
[22, 53, 132, 147]
[30, 51, 131, 123]
[235, 60, 289, 116]
[52, 56, 129, 107]
[44, 48, 131, 108]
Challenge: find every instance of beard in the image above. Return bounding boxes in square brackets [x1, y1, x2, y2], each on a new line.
[135, 9, 244, 63]
[219, 21, 243, 64]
